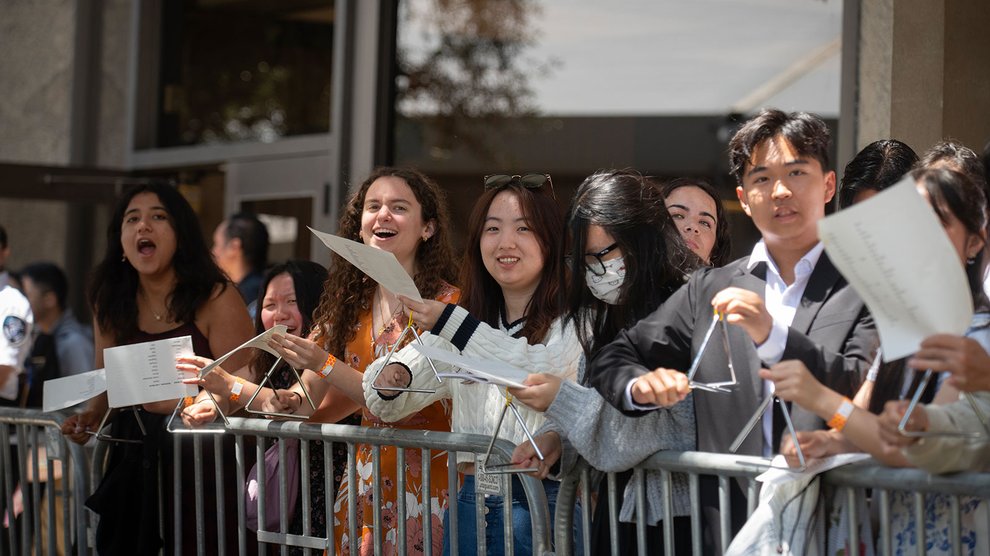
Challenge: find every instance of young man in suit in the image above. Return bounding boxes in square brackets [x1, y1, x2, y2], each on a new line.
[586, 108, 878, 550]
[589, 107, 877, 456]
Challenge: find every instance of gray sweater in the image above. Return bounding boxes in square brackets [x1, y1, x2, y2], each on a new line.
[540, 358, 696, 525]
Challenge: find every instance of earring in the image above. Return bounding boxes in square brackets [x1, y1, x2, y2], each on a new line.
[422, 235, 430, 242]
[968, 256, 977, 265]
[121, 254, 127, 262]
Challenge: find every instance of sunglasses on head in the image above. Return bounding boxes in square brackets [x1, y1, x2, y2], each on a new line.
[483, 173, 555, 198]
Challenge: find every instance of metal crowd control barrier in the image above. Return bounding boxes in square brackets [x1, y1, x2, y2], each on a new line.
[0, 407, 91, 556]
[822, 462, 990, 556]
[85, 416, 551, 556]
[554, 450, 770, 556]
[553, 450, 990, 556]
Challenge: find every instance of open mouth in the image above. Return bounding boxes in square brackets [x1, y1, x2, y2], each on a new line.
[137, 238, 156, 255]
[373, 228, 398, 239]
[497, 257, 519, 264]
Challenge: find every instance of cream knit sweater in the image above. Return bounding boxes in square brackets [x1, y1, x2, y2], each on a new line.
[363, 304, 582, 465]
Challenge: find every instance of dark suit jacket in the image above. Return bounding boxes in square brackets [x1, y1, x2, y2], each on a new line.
[588, 253, 877, 456]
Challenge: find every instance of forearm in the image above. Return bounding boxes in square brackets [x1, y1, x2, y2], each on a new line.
[803, 389, 909, 466]
[0, 365, 15, 390]
[547, 380, 694, 472]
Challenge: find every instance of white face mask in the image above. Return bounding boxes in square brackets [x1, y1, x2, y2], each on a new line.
[585, 256, 626, 305]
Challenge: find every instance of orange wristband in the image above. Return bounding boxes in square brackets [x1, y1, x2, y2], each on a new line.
[319, 353, 337, 379]
[229, 376, 246, 403]
[827, 397, 854, 431]
[183, 396, 195, 407]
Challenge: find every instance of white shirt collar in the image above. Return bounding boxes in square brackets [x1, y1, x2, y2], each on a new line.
[746, 240, 825, 280]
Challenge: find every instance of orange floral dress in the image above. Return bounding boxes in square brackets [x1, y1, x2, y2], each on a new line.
[332, 283, 458, 555]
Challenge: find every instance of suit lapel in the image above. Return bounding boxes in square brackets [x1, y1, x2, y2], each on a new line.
[729, 262, 769, 401]
[789, 254, 842, 335]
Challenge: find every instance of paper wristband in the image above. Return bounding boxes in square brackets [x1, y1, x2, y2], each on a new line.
[229, 377, 245, 403]
[827, 398, 855, 431]
[319, 353, 337, 378]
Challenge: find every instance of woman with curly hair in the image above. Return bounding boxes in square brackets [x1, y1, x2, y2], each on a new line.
[185, 167, 458, 554]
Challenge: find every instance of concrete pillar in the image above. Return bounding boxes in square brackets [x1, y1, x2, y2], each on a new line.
[856, 0, 990, 154]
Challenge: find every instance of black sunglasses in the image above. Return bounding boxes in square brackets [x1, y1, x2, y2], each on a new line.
[483, 173, 555, 198]
[566, 242, 619, 276]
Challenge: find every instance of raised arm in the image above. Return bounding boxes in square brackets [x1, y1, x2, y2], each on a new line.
[362, 333, 453, 422]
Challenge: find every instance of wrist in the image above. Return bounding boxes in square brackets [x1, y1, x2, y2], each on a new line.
[289, 391, 302, 407]
[229, 376, 246, 403]
[826, 396, 854, 431]
[318, 352, 337, 379]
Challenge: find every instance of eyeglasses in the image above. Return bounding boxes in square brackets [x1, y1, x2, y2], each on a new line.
[483, 173, 555, 199]
[581, 242, 619, 276]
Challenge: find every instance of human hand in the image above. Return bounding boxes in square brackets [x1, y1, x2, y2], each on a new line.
[177, 356, 232, 396]
[508, 373, 563, 412]
[269, 333, 329, 372]
[877, 400, 925, 448]
[630, 368, 690, 407]
[373, 363, 412, 394]
[61, 409, 101, 445]
[181, 398, 218, 427]
[511, 431, 562, 479]
[908, 334, 990, 392]
[711, 287, 773, 345]
[779, 430, 836, 467]
[759, 360, 826, 412]
[262, 389, 302, 415]
[398, 296, 448, 331]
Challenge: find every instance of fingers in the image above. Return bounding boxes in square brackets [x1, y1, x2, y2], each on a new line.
[523, 373, 551, 386]
[711, 287, 772, 344]
[631, 369, 689, 407]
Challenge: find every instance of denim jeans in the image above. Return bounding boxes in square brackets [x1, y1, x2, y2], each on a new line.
[441, 475, 582, 556]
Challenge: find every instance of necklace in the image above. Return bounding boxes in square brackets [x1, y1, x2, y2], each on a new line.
[374, 288, 399, 338]
[142, 290, 169, 322]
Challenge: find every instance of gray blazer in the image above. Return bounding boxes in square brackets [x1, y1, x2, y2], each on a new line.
[588, 253, 878, 456]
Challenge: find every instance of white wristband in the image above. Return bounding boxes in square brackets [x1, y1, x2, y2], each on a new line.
[230, 380, 244, 396]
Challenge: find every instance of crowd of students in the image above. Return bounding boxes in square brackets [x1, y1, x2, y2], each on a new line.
[55, 107, 990, 555]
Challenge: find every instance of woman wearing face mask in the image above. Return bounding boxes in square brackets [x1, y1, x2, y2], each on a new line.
[509, 169, 731, 554]
[366, 173, 579, 556]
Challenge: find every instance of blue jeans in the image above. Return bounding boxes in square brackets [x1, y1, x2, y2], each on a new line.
[441, 475, 582, 556]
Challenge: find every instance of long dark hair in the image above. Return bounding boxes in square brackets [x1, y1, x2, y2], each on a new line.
[869, 167, 989, 413]
[247, 260, 328, 382]
[311, 167, 457, 356]
[458, 182, 565, 345]
[566, 169, 702, 358]
[88, 181, 228, 344]
[659, 177, 732, 267]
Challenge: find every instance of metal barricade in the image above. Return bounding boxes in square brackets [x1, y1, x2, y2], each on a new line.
[0, 407, 91, 556]
[553, 450, 990, 556]
[554, 450, 769, 556]
[822, 462, 990, 556]
[85, 416, 552, 555]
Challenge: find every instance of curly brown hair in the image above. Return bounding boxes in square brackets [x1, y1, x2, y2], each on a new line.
[311, 167, 458, 356]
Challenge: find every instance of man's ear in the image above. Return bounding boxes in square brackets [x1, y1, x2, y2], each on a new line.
[823, 170, 837, 204]
[735, 185, 752, 217]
